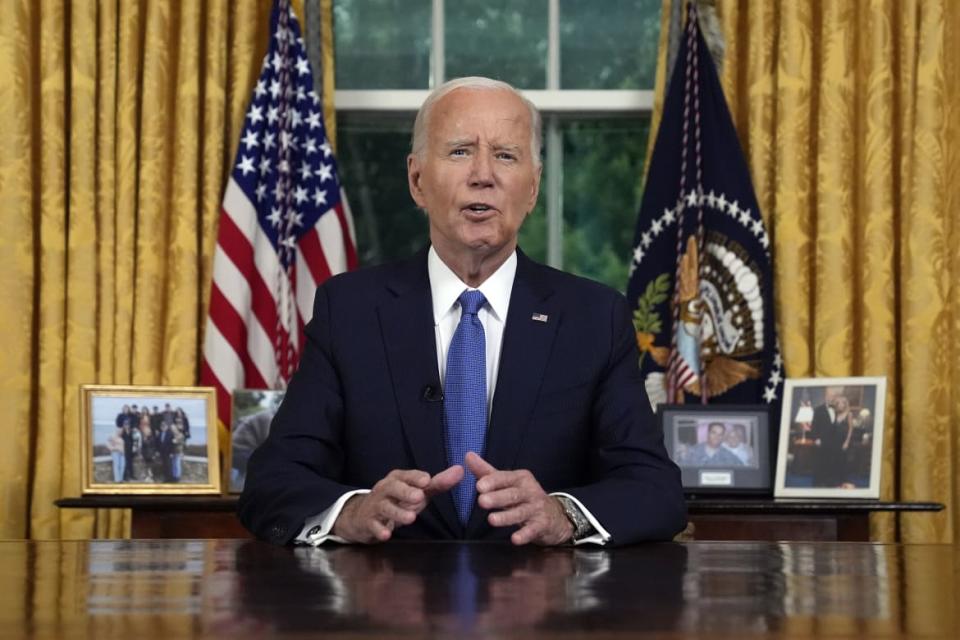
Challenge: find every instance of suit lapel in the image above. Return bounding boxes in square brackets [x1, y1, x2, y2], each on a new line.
[467, 252, 559, 534]
[378, 249, 461, 535]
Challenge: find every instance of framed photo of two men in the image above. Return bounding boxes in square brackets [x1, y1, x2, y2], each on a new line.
[774, 377, 887, 499]
[659, 404, 773, 494]
[79, 385, 220, 495]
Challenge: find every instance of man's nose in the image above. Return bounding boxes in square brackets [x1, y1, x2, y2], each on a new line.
[468, 151, 494, 187]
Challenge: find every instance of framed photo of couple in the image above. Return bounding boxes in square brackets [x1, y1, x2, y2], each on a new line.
[79, 385, 220, 495]
[659, 404, 772, 494]
[774, 376, 886, 499]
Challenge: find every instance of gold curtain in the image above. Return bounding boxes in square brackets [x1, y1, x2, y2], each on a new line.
[0, 0, 284, 539]
[652, 0, 960, 542]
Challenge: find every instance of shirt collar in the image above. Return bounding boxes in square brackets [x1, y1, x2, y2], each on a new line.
[428, 246, 517, 324]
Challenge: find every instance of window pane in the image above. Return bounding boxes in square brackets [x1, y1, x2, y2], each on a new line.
[445, 0, 548, 89]
[334, 0, 432, 89]
[336, 114, 428, 265]
[517, 191, 548, 264]
[561, 117, 651, 291]
[560, 0, 661, 89]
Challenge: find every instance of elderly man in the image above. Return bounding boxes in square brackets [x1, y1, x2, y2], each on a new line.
[238, 77, 686, 546]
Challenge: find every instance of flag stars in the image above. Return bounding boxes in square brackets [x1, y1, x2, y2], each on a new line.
[304, 137, 318, 155]
[299, 161, 312, 181]
[739, 208, 752, 226]
[685, 191, 699, 208]
[316, 162, 333, 182]
[296, 57, 310, 75]
[306, 111, 322, 129]
[663, 208, 676, 225]
[287, 210, 304, 227]
[308, 90, 320, 105]
[633, 246, 645, 264]
[254, 80, 267, 98]
[248, 105, 264, 124]
[267, 106, 280, 124]
[293, 186, 308, 204]
[289, 109, 303, 128]
[278, 159, 290, 174]
[320, 140, 332, 157]
[752, 219, 765, 236]
[271, 51, 284, 73]
[267, 207, 283, 228]
[312, 188, 328, 207]
[269, 80, 281, 100]
[296, 85, 307, 102]
[255, 183, 267, 202]
[263, 132, 276, 150]
[716, 194, 728, 211]
[237, 155, 255, 175]
[763, 386, 777, 403]
[241, 130, 259, 149]
[641, 231, 652, 248]
[651, 218, 663, 235]
[706, 190, 717, 208]
[279, 130, 295, 150]
[259, 157, 272, 175]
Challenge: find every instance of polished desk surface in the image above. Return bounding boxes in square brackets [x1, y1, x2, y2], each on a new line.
[2, 539, 956, 638]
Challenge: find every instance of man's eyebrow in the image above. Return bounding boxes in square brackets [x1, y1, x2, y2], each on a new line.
[493, 142, 522, 152]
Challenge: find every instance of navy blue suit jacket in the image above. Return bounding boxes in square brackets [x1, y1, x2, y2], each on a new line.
[238, 248, 686, 545]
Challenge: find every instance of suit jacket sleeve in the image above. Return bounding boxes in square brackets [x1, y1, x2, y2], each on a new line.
[237, 284, 360, 545]
[558, 293, 687, 545]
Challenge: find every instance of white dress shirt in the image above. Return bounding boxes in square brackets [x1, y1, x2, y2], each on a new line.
[298, 248, 609, 545]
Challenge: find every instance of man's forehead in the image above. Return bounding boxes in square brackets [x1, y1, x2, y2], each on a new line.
[432, 88, 530, 128]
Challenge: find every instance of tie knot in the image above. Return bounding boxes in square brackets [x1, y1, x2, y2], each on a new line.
[458, 290, 486, 316]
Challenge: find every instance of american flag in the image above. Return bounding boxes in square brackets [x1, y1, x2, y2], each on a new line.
[201, 0, 357, 432]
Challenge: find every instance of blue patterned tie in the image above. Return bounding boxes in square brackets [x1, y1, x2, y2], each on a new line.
[444, 290, 487, 525]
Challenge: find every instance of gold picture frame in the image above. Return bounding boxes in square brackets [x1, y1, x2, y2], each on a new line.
[80, 385, 221, 495]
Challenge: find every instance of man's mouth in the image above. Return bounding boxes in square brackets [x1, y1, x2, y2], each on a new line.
[462, 202, 496, 215]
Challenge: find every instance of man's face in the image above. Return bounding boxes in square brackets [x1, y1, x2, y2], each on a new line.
[408, 87, 541, 264]
[725, 427, 743, 447]
[707, 424, 725, 448]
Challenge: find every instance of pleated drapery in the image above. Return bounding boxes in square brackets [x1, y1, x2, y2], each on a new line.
[650, 0, 959, 543]
[0, 0, 305, 539]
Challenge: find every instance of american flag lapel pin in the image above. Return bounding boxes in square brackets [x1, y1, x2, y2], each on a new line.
[531, 313, 548, 323]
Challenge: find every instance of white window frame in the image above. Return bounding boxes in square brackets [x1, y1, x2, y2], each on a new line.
[333, 0, 655, 268]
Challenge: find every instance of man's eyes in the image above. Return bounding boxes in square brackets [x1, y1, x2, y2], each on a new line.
[448, 148, 517, 161]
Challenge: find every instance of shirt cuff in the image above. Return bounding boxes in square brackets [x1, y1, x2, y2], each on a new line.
[295, 489, 371, 546]
[550, 492, 611, 545]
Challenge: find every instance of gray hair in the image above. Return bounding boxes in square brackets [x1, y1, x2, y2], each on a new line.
[410, 76, 542, 168]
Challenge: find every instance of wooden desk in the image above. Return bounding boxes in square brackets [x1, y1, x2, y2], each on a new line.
[0, 539, 956, 638]
[56, 496, 943, 541]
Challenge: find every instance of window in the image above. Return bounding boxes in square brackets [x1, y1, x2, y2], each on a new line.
[330, 0, 661, 290]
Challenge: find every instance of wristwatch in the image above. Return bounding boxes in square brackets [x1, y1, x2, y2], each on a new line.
[556, 496, 595, 541]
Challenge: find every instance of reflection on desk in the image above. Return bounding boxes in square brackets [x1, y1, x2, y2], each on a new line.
[0, 540, 955, 638]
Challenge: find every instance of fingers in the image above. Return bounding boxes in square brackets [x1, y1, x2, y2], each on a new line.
[471, 467, 575, 547]
[464, 451, 498, 478]
[425, 464, 465, 497]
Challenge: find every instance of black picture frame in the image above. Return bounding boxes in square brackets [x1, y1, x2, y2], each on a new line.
[658, 404, 772, 495]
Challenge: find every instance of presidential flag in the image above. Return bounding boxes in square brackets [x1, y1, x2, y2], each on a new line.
[201, 0, 357, 432]
[627, 3, 782, 407]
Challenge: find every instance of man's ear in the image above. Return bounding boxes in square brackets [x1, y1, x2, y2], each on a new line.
[407, 154, 426, 208]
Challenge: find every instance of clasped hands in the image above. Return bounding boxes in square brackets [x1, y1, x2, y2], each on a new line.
[332, 451, 574, 545]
